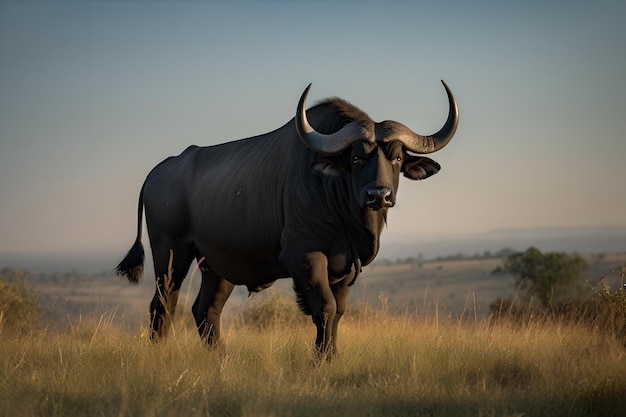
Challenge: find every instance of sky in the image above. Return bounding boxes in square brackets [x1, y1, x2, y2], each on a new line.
[0, 0, 625, 255]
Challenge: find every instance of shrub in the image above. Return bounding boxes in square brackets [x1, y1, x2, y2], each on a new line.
[490, 265, 626, 346]
[236, 291, 306, 330]
[0, 270, 41, 334]
[493, 247, 587, 308]
[579, 271, 626, 345]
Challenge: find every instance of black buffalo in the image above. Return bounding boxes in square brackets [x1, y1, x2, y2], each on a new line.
[116, 81, 458, 356]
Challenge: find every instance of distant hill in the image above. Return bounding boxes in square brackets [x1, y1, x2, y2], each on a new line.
[1, 226, 625, 274]
[378, 226, 626, 261]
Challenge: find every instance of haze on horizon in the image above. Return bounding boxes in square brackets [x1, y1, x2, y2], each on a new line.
[1, 1, 625, 255]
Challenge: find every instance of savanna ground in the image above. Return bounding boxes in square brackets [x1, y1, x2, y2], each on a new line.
[1, 253, 626, 416]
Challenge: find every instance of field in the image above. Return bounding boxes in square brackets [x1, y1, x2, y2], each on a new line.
[1, 253, 626, 416]
[24, 252, 626, 325]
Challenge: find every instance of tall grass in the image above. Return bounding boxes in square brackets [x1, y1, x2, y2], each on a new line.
[0, 270, 41, 333]
[2, 300, 625, 417]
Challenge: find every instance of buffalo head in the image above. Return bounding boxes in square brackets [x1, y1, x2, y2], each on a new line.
[295, 81, 459, 211]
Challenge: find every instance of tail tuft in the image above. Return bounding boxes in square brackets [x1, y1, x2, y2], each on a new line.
[115, 240, 145, 284]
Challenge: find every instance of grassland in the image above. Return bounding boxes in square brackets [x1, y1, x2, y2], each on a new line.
[2, 306, 626, 417]
[22, 252, 625, 325]
[1, 253, 625, 416]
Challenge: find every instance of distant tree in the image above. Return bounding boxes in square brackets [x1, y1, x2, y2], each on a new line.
[415, 253, 424, 269]
[493, 247, 587, 308]
[495, 248, 516, 258]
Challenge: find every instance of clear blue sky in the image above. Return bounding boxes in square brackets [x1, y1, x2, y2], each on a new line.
[1, 0, 624, 254]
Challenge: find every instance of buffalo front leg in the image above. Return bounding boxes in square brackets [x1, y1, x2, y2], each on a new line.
[292, 251, 336, 357]
[328, 271, 353, 356]
[192, 266, 234, 347]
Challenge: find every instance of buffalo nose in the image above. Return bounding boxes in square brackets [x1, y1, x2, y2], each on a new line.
[366, 187, 393, 209]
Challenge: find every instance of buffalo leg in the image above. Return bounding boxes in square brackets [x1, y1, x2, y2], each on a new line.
[291, 251, 336, 356]
[328, 271, 353, 356]
[149, 246, 194, 341]
[192, 266, 234, 347]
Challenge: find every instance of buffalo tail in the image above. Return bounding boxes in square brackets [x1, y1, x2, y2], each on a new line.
[115, 182, 146, 284]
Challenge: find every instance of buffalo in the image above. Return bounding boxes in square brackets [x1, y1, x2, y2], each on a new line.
[116, 81, 458, 356]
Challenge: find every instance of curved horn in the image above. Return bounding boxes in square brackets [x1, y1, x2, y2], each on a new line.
[295, 84, 373, 155]
[401, 80, 459, 154]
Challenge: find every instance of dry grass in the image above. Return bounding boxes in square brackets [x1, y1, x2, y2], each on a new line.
[3, 254, 625, 416]
[2, 305, 625, 417]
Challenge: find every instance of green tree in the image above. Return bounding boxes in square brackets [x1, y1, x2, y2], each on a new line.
[493, 247, 587, 307]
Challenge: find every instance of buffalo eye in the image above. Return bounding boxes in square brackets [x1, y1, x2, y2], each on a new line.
[352, 155, 362, 164]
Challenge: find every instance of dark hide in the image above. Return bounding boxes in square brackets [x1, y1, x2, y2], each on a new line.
[116, 92, 448, 357]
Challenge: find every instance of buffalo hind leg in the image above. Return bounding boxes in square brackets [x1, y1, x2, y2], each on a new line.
[149, 247, 195, 341]
[192, 265, 235, 347]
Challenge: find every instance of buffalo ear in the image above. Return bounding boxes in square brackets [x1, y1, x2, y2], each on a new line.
[402, 155, 441, 180]
[310, 157, 346, 178]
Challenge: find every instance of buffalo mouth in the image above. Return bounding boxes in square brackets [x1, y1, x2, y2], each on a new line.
[363, 187, 394, 210]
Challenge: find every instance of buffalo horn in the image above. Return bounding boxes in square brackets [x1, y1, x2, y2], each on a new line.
[295, 81, 458, 155]
[400, 80, 459, 154]
[295, 84, 374, 155]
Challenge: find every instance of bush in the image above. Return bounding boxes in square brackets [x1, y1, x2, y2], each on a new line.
[490, 266, 626, 346]
[493, 247, 587, 308]
[579, 274, 626, 345]
[0, 270, 41, 334]
[236, 291, 307, 330]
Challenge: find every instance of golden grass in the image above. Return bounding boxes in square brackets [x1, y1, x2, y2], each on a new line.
[2, 306, 625, 417]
